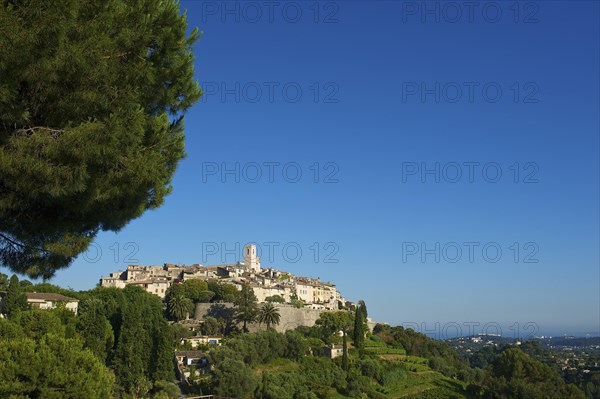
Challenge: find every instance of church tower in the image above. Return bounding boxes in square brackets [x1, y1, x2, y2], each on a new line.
[243, 243, 260, 272]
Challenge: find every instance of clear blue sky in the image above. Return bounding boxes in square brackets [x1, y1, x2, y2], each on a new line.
[6, 1, 599, 338]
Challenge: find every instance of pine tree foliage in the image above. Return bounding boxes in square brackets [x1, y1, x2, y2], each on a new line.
[0, 334, 114, 399]
[2, 274, 28, 318]
[0, 0, 201, 278]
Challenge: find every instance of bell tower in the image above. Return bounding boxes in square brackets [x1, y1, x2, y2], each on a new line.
[243, 243, 260, 272]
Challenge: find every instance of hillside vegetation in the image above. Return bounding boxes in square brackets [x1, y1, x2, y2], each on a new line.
[0, 275, 587, 399]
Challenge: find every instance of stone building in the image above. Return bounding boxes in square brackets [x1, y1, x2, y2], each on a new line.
[99, 242, 346, 310]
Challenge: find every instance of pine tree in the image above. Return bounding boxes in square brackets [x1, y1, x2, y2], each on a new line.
[0, 1, 201, 278]
[3, 275, 28, 318]
[0, 334, 115, 399]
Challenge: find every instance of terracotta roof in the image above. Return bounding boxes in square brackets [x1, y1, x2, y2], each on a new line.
[26, 293, 79, 302]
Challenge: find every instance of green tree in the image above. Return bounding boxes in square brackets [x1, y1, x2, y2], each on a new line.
[52, 306, 78, 338]
[208, 282, 239, 302]
[112, 301, 148, 393]
[300, 357, 347, 392]
[198, 290, 216, 303]
[201, 316, 222, 335]
[152, 380, 181, 399]
[181, 279, 209, 302]
[265, 295, 285, 303]
[315, 310, 353, 343]
[76, 299, 114, 362]
[284, 330, 309, 360]
[84, 287, 124, 321]
[289, 293, 305, 308]
[0, 317, 23, 339]
[342, 328, 349, 372]
[0, 334, 114, 398]
[166, 280, 214, 303]
[111, 285, 174, 394]
[0, 272, 8, 290]
[261, 372, 270, 399]
[482, 348, 585, 399]
[213, 358, 257, 399]
[19, 279, 33, 287]
[2, 274, 28, 318]
[167, 294, 193, 321]
[257, 303, 281, 330]
[234, 284, 258, 333]
[0, 0, 201, 278]
[21, 282, 80, 297]
[353, 300, 367, 356]
[152, 322, 176, 382]
[172, 322, 193, 343]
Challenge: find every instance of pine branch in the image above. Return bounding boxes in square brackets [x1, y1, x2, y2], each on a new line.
[100, 52, 131, 60]
[0, 232, 49, 253]
[16, 126, 64, 139]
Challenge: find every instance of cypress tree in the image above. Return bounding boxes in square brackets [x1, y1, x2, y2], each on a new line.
[112, 301, 147, 393]
[342, 329, 349, 372]
[360, 300, 368, 320]
[76, 300, 114, 362]
[151, 322, 175, 382]
[3, 275, 28, 318]
[234, 284, 258, 333]
[353, 300, 368, 357]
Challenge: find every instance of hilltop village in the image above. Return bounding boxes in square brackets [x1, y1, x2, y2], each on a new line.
[100, 243, 348, 311]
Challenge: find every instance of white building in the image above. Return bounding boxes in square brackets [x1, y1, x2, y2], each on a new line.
[99, 272, 127, 289]
[99, 242, 346, 308]
[296, 281, 314, 303]
[251, 284, 293, 302]
[26, 293, 79, 315]
[182, 335, 223, 348]
[128, 278, 171, 297]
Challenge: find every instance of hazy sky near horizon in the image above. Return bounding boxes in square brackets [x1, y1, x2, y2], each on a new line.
[4, 1, 598, 337]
